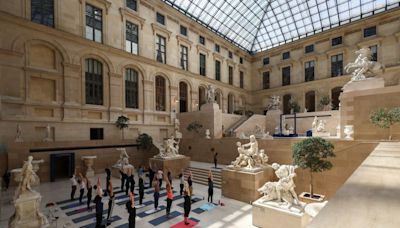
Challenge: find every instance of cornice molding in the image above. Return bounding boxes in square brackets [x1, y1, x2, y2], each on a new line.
[151, 23, 172, 40]
[119, 7, 146, 29]
[80, 0, 111, 14]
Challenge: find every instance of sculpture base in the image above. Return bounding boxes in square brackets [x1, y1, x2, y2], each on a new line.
[252, 198, 305, 228]
[200, 102, 219, 111]
[85, 170, 94, 178]
[222, 166, 275, 203]
[111, 165, 122, 179]
[9, 190, 49, 228]
[342, 77, 384, 93]
[149, 156, 190, 178]
[312, 132, 331, 137]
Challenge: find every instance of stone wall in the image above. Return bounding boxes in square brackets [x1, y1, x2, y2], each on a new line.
[180, 138, 378, 198]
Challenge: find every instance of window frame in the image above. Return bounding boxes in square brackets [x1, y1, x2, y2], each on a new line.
[180, 45, 188, 71]
[180, 25, 187, 36]
[126, 0, 137, 11]
[304, 60, 315, 82]
[240, 71, 244, 88]
[282, 51, 290, 60]
[262, 71, 270, 89]
[125, 21, 139, 55]
[85, 4, 103, 43]
[31, 0, 54, 27]
[85, 58, 103, 105]
[282, 66, 291, 86]
[305, 44, 314, 54]
[331, 36, 342, 46]
[199, 53, 206, 76]
[155, 34, 166, 64]
[215, 60, 221, 81]
[199, 35, 205, 45]
[263, 57, 270, 65]
[228, 66, 233, 85]
[155, 76, 166, 111]
[125, 68, 139, 109]
[331, 54, 344, 77]
[364, 26, 377, 38]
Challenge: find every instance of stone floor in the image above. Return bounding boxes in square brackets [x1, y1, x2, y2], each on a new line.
[0, 164, 254, 228]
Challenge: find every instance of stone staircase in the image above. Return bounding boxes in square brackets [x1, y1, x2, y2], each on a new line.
[184, 166, 222, 189]
[224, 115, 250, 137]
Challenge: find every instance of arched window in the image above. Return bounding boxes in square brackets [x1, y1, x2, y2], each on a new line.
[179, 82, 188, 113]
[283, 94, 291, 114]
[228, 94, 235, 114]
[155, 76, 166, 111]
[85, 58, 103, 105]
[331, 87, 342, 110]
[125, 68, 138, 108]
[198, 86, 206, 110]
[305, 91, 316, 112]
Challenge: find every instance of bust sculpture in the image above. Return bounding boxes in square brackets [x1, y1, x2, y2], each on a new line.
[229, 135, 268, 171]
[257, 163, 300, 209]
[344, 47, 385, 81]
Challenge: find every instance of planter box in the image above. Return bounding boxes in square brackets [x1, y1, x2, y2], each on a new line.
[299, 192, 325, 204]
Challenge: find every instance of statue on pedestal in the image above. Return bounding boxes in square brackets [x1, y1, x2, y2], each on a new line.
[229, 135, 269, 171]
[43, 124, 52, 142]
[154, 135, 182, 159]
[344, 47, 385, 81]
[266, 95, 280, 111]
[174, 118, 182, 139]
[114, 148, 129, 169]
[206, 85, 216, 104]
[15, 124, 23, 142]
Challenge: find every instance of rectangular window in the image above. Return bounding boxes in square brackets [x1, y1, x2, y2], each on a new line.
[125, 68, 138, 108]
[331, 54, 343, 77]
[155, 34, 166, 64]
[215, 44, 220, 53]
[305, 44, 314, 53]
[263, 57, 270, 65]
[180, 25, 187, 36]
[126, 0, 137, 11]
[240, 57, 243, 64]
[156, 12, 165, 25]
[180, 45, 188, 71]
[228, 66, 233, 85]
[370, 45, 378, 61]
[240, 71, 244, 88]
[125, 21, 138, 55]
[262, 72, 270, 89]
[85, 59, 103, 105]
[90, 128, 104, 140]
[332, 36, 342, 46]
[364, 26, 376, 38]
[282, 51, 290, 60]
[229, 51, 233, 59]
[199, 35, 205, 45]
[31, 0, 54, 27]
[305, 60, 315, 82]
[215, 60, 221, 81]
[199, 53, 206, 76]
[85, 4, 103, 43]
[282, 66, 291, 86]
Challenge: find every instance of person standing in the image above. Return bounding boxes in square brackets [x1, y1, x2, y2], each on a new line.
[208, 170, 214, 203]
[126, 192, 136, 228]
[153, 176, 160, 210]
[94, 178, 104, 228]
[214, 152, 218, 169]
[107, 182, 115, 222]
[138, 165, 144, 177]
[78, 177, 85, 204]
[187, 171, 193, 197]
[2, 170, 10, 190]
[86, 177, 93, 210]
[148, 165, 155, 189]
[165, 180, 173, 218]
[179, 170, 184, 196]
[183, 182, 191, 225]
[125, 168, 131, 195]
[157, 169, 163, 188]
[70, 175, 78, 200]
[167, 171, 173, 188]
[129, 170, 135, 194]
[105, 168, 111, 196]
[138, 175, 145, 205]
[119, 169, 126, 191]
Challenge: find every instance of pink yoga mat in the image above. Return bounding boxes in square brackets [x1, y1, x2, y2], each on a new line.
[170, 219, 198, 228]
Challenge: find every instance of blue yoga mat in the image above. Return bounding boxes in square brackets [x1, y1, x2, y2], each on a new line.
[61, 201, 88, 210]
[72, 209, 108, 223]
[190, 217, 200, 222]
[200, 203, 216, 211]
[148, 211, 181, 226]
[192, 208, 205, 214]
[116, 198, 153, 207]
[65, 206, 95, 216]
[115, 224, 129, 228]
[137, 205, 166, 218]
[79, 215, 121, 228]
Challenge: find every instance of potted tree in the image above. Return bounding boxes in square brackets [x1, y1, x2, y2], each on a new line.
[292, 137, 335, 202]
[136, 133, 153, 150]
[289, 97, 300, 114]
[115, 115, 129, 140]
[369, 107, 400, 140]
[318, 95, 331, 111]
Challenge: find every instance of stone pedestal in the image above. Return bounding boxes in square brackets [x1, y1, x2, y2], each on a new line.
[252, 198, 305, 228]
[199, 103, 222, 138]
[81, 156, 97, 177]
[222, 166, 275, 203]
[9, 191, 48, 228]
[149, 156, 190, 178]
[312, 132, 331, 137]
[265, 109, 282, 134]
[111, 166, 122, 179]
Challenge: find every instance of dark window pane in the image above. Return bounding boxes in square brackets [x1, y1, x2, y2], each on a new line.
[305, 44, 314, 53]
[305, 60, 315, 82]
[370, 45, 378, 61]
[155, 76, 166, 111]
[156, 12, 165, 25]
[263, 57, 270, 65]
[240, 71, 244, 88]
[364, 26, 376, 38]
[228, 51, 233, 59]
[282, 51, 290, 60]
[332, 36, 342, 46]
[156, 35, 166, 64]
[240, 57, 243, 64]
[31, 0, 54, 27]
[90, 128, 104, 140]
[282, 66, 290, 86]
[199, 54, 206, 76]
[125, 68, 139, 108]
[85, 59, 103, 105]
[126, 0, 137, 11]
[228, 66, 233, 85]
[180, 45, 188, 70]
[262, 72, 270, 89]
[85, 4, 102, 43]
[199, 36, 205, 45]
[215, 44, 220, 52]
[126, 21, 138, 54]
[215, 60, 221, 81]
[180, 25, 187, 36]
[331, 54, 343, 77]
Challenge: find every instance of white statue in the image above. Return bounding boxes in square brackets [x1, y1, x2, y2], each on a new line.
[174, 118, 182, 139]
[266, 95, 280, 111]
[43, 124, 52, 142]
[258, 163, 300, 208]
[312, 116, 318, 130]
[316, 120, 326, 133]
[114, 148, 129, 168]
[253, 124, 272, 139]
[17, 156, 39, 196]
[238, 132, 249, 139]
[344, 47, 385, 81]
[205, 129, 211, 139]
[154, 135, 181, 158]
[206, 85, 216, 104]
[15, 124, 23, 142]
[229, 135, 268, 171]
[274, 126, 280, 135]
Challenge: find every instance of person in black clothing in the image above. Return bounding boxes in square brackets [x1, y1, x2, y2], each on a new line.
[2, 170, 10, 190]
[93, 180, 104, 228]
[125, 168, 131, 195]
[167, 171, 172, 188]
[126, 192, 136, 228]
[78, 179, 85, 204]
[138, 176, 145, 205]
[148, 165, 155, 189]
[86, 178, 93, 210]
[153, 176, 160, 210]
[187, 171, 193, 197]
[119, 170, 126, 191]
[214, 152, 218, 169]
[105, 168, 111, 196]
[129, 172, 135, 194]
[179, 171, 184, 196]
[107, 182, 115, 222]
[183, 182, 191, 225]
[208, 170, 214, 203]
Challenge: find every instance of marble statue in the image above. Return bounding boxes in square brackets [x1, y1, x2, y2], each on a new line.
[266, 95, 280, 111]
[228, 135, 269, 171]
[316, 120, 326, 133]
[344, 47, 385, 81]
[114, 148, 129, 169]
[274, 126, 280, 135]
[15, 124, 23, 142]
[154, 135, 182, 159]
[257, 163, 301, 209]
[174, 118, 182, 139]
[205, 129, 211, 139]
[253, 124, 272, 139]
[206, 84, 216, 104]
[344, 125, 354, 140]
[9, 156, 48, 228]
[312, 117, 330, 137]
[312, 116, 318, 130]
[239, 132, 249, 139]
[43, 124, 52, 142]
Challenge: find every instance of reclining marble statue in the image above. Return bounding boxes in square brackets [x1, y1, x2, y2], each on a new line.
[229, 135, 269, 171]
[257, 163, 302, 210]
[154, 135, 183, 159]
[344, 47, 384, 81]
[9, 156, 48, 228]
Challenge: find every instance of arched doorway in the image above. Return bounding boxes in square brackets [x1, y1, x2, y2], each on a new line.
[198, 86, 206, 110]
[179, 82, 188, 112]
[283, 94, 291, 114]
[331, 87, 342, 110]
[228, 93, 235, 114]
[305, 91, 315, 112]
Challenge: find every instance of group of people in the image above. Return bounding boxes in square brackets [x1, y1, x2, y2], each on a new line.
[68, 163, 215, 227]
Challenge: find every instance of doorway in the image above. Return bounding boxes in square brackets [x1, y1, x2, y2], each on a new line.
[50, 153, 75, 182]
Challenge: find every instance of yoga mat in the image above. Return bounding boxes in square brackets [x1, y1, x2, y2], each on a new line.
[79, 215, 121, 228]
[72, 209, 108, 223]
[199, 203, 216, 211]
[65, 206, 94, 216]
[164, 195, 183, 201]
[170, 218, 199, 228]
[60, 201, 88, 210]
[115, 224, 128, 228]
[137, 205, 166, 218]
[192, 208, 205, 214]
[116, 199, 153, 207]
[177, 197, 202, 208]
[148, 211, 181, 226]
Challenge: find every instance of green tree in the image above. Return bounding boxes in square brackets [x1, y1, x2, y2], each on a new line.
[369, 107, 400, 140]
[318, 95, 331, 111]
[292, 137, 335, 197]
[115, 115, 129, 140]
[136, 133, 153, 150]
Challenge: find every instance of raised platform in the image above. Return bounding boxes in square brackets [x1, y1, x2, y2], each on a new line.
[221, 166, 275, 203]
[149, 156, 190, 178]
[252, 198, 305, 228]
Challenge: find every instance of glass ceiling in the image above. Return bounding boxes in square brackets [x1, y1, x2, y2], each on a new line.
[161, 0, 400, 53]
